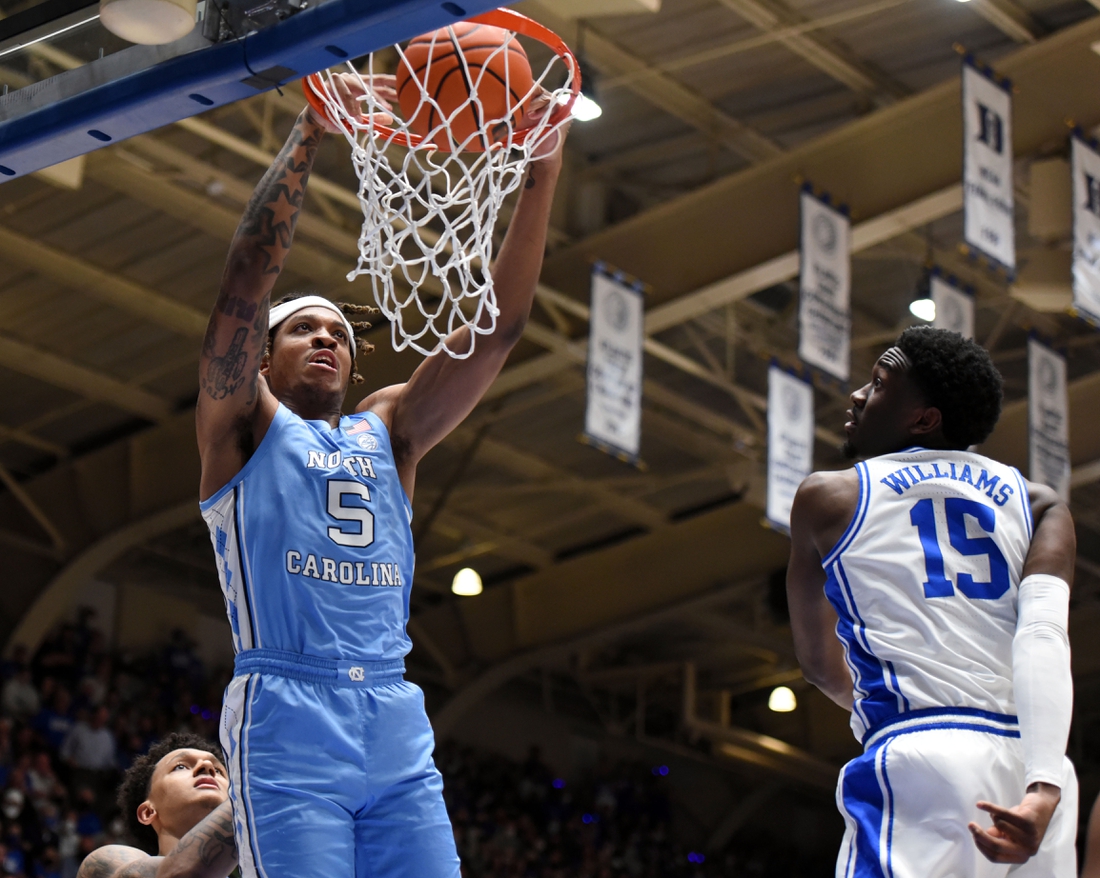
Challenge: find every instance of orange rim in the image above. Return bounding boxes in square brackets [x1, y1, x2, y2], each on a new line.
[303, 7, 580, 151]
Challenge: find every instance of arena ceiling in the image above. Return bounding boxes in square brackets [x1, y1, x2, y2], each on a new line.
[4, 0, 1100, 838]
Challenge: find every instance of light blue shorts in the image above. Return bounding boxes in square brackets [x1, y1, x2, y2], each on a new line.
[220, 649, 459, 878]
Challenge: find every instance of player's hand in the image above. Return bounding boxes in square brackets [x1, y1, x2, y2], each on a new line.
[518, 86, 571, 163]
[306, 72, 396, 133]
[968, 782, 1061, 864]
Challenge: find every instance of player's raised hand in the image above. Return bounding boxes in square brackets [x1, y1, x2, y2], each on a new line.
[306, 72, 396, 133]
[968, 783, 1061, 864]
[517, 85, 570, 163]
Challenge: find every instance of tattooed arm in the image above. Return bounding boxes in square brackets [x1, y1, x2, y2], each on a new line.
[195, 101, 327, 501]
[76, 800, 236, 878]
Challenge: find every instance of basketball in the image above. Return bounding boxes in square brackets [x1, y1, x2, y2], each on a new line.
[396, 22, 534, 152]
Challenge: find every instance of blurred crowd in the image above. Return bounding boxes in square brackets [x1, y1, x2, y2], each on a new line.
[1, 613, 813, 878]
[0, 611, 224, 878]
[439, 745, 812, 878]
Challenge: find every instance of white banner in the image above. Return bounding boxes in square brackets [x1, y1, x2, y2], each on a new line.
[585, 267, 644, 460]
[766, 365, 815, 532]
[962, 63, 1014, 269]
[931, 274, 974, 339]
[798, 191, 850, 381]
[1072, 136, 1100, 322]
[1028, 338, 1070, 501]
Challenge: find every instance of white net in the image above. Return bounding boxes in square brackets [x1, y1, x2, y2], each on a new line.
[306, 18, 577, 359]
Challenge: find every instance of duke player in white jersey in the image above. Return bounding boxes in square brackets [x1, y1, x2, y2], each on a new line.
[787, 326, 1076, 877]
[194, 74, 569, 878]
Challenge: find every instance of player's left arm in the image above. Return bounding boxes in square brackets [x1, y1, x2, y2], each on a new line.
[359, 108, 569, 493]
[75, 801, 236, 878]
[969, 480, 1074, 864]
[786, 472, 856, 711]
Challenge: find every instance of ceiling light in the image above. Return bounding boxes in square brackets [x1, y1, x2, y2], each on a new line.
[571, 93, 603, 122]
[99, 0, 196, 44]
[768, 686, 797, 712]
[909, 297, 936, 322]
[567, 56, 603, 122]
[451, 567, 483, 596]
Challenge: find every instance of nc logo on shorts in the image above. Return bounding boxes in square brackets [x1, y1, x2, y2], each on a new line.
[356, 434, 378, 451]
[348, 666, 365, 682]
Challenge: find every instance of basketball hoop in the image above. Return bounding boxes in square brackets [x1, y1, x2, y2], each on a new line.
[303, 9, 579, 359]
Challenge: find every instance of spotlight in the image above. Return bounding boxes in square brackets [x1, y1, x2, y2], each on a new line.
[451, 567, 483, 596]
[570, 58, 603, 121]
[768, 686, 797, 712]
[909, 297, 936, 322]
[572, 93, 602, 122]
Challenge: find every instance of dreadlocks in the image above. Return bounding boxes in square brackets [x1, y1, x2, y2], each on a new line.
[267, 293, 379, 385]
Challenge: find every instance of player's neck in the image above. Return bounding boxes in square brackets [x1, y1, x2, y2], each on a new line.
[277, 390, 345, 428]
[156, 829, 183, 856]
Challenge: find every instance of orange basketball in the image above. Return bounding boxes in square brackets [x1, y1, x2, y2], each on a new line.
[396, 21, 534, 152]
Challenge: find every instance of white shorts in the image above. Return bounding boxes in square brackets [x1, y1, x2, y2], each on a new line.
[835, 709, 1078, 878]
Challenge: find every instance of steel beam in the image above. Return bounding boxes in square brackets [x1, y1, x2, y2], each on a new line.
[521, 0, 782, 164]
[0, 334, 171, 422]
[0, 223, 207, 338]
[969, 0, 1045, 44]
[715, 0, 908, 102]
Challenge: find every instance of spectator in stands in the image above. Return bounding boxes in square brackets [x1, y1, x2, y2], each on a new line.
[60, 711, 114, 777]
[2, 672, 39, 722]
[32, 691, 73, 755]
[1, 649, 28, 686]
[60, 709, 114, 817]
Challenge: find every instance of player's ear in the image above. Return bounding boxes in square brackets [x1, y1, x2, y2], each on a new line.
[136, 801, 156, 826]
[259, 349, 271, 376]
[911, 405, 943, 437]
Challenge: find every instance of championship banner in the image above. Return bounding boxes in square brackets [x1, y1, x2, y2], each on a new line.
[930, 273, 974, 339]
[584, 265, 644, 462]
[1071, 135, 1100, 323]
[1028, 338, 1070, 500]
[962, 62, 1014, 270]
[798, 191, 850, 382]
[766, 365, 815, 533]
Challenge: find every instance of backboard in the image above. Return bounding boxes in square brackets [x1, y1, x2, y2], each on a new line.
[0, 0, 501, 179]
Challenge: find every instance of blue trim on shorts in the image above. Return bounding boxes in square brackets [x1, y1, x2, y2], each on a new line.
[862, 706, 1020, 748]
[840, 741, 890, 878]
[234, 648, 406, 687]
[881, 743, 896, 878]
[239, 674, 264, 878]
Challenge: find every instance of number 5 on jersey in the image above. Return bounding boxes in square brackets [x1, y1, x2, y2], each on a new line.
[909, 497, 1010, 600]
[327, 480, 375, 547]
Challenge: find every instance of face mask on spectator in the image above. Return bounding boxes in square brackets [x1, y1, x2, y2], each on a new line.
[1, 789, 22, 820]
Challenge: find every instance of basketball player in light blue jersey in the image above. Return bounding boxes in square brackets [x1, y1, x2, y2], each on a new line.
[194, 73, 569, 878]
[787, 326, 1076, 877]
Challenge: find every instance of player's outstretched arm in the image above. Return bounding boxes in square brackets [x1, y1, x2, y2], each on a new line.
[196, 106, 326, 498]
[197, 77, 372, 499]
[360, 104, 570, 493]
[969, 480, 1074, 864]
[75, 800, 236, 878]
[786, 472, 856, 710]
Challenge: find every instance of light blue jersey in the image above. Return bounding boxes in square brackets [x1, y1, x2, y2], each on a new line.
[200, 403, 415, 660]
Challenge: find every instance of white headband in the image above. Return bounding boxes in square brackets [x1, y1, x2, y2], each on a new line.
[269, 296, 355, 350]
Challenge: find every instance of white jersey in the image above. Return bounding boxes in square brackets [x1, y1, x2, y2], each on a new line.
[823, 447, 1033, 744]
